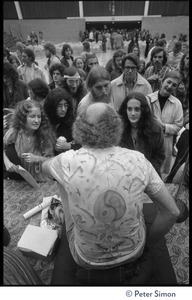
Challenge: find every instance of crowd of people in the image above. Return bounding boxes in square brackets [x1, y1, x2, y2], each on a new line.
[3, 27, 189, 285]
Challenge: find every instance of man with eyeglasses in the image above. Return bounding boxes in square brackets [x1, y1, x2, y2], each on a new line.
[144, 46, 171, 92]
[111, 54, 152, 111]
[60, 66, 87, 115]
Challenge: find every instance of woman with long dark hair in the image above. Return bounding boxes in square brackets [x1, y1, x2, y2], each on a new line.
[118, 92, 165, 176]
[43, 87, 81, 155]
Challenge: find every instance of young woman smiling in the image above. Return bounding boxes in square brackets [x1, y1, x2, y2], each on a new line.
[4, 99, 55, 181]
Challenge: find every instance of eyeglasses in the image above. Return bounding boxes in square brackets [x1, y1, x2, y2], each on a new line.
[153, 56, 163, 59]
[57, 103, 69, 109]
[66, 79, 80, 85]
[124, 66, 137, 71]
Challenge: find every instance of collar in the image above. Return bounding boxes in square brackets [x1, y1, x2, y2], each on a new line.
[115, 73, 145, 86]
[22, 62, 39, 69]
[150, 91, 175, 104]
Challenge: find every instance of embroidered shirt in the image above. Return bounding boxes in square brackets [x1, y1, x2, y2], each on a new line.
[47, 146, 164, 268]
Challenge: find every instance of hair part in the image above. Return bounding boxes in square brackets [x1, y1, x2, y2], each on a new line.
[86, 66, 110, 90]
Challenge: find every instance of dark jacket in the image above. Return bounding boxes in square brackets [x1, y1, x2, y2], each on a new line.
[3, 79, 29, 108]
[54, 121, 81, 156]
[120, 122, 165, 176]
[60, 80, 87, 116]
[110, 68, 122, 81]
[48, 81, 56, 90]
[61, 56, 74, 68]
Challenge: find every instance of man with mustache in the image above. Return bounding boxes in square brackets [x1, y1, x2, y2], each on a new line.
[77, 66, 114, 115]
[60, 66, 87, 116]
[144, 46, 171, 92]
[111, 53, 152, 111]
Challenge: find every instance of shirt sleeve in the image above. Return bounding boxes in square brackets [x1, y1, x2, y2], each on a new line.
[144, 158, 165, 198]
[46, 151, 75, 187]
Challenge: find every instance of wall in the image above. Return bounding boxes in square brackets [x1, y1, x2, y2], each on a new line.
[141, 16, 189, 40]
[3, 19, 86, 44]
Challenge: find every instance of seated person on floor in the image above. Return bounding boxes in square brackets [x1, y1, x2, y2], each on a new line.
[4, 99, 56, 182]
[42, 102, 179, 285]
[43, 87, 81, 155]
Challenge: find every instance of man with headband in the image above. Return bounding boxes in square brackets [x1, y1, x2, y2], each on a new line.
[77, 66, 114, 115]
[42, 102, 179, 285]
[60, 66, 87, 115]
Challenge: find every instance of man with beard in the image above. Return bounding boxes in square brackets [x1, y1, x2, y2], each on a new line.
[77, 66, 113, 115]
[84, 53, 99, 75]
[60, 66, 87, 116]
[144, 46, 171, 92]
[111, 53, 152, 111]
[42, 102, 179, 285]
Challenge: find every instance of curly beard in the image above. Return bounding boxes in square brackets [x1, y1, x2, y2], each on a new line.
[91, 89, 112, 104]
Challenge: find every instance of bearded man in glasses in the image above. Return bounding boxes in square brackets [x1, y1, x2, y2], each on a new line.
[60, 66, 87, 116]
[111, 53, 152, 111]
[144, 46, 171, 92]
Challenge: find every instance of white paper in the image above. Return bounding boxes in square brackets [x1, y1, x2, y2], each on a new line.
[17, 224, 58, 257]
[4, 152, 40, 189]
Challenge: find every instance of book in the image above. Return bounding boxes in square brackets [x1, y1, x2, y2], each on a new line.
[17, 224, 59, 261]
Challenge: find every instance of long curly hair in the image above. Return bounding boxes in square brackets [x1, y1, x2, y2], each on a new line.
[49, 63, 65, 78]
[44, 42, 56, 55]
[43, 87, 75, 126]
[4, 62, 19, 84]
[73, 104, 124, 148]
[12, 99, 56, 151]
[61, 44, 73, 57]
[118, 92, 160, 146]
